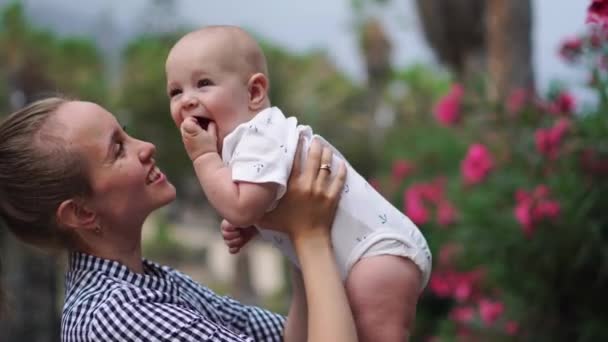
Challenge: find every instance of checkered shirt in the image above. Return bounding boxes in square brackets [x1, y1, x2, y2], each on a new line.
[61, 252, 285, 341]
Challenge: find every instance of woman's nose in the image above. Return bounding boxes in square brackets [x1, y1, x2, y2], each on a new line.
[138, 140, 156, 162]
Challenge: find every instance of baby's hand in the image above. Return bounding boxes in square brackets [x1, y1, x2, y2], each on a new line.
[221, 219, 259, 254]
[180, 117, 218, 161]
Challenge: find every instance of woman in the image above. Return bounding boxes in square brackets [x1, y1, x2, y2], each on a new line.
[0, 97, 357, 342]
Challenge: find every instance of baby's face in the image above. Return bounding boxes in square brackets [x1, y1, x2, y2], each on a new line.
[165, 36, 252, 147]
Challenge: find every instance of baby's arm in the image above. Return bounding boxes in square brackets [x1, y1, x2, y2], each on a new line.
[181, 118, 278, 227]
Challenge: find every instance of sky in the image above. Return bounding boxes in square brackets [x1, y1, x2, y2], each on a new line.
[10, 0, 591, 95]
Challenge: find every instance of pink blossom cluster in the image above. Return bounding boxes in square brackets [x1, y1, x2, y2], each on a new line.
[514, 185, 561, 237]
[588, 0, 608, 28]
[535, 118, 571, 160]
[542, 91, 576, 115]
[429, 268, 484, 302]
[433, 83, 464, 126]
[461, 144, 494, 185]
[559, 37, 584, 63]
[450, 299, 510, 326]
[391, 159, 415, 183]
[404, 178, 458, 226]
[429, 244, 519, 337]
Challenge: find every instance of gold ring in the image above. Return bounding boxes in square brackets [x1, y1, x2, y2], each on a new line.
[319, 163, 332, 173]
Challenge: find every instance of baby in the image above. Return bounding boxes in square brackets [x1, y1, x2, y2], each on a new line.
[165, 25, 432, 341]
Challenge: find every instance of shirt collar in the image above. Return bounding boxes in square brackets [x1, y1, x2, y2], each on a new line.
[68, 251, 174, 290]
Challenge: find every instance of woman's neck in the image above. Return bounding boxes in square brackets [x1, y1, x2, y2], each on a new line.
[77, 229, 145, 273]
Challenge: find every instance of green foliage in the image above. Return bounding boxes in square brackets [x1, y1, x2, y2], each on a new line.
[262, 40, 374, 175]
[0, 2, 107, 109]
[116, 33, 194, 188]
[373, 28, 608, 341]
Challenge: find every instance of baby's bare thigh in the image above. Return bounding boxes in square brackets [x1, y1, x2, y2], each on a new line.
[345, 255, 422, 342]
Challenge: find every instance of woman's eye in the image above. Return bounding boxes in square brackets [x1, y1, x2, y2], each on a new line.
[169, 88, 182, 98]
[115, 141, 125, 157]
[197, 79, 212, 87]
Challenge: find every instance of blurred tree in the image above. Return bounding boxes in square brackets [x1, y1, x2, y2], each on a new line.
[415, 0, 486, 82]
[354, 0, 534, 98]
[360, 18, 392, 110]
[486, 0, 535, 99]
[0, 3, 107, 341]
[262, 41, 371, 175]
[416, 0, 534, 97]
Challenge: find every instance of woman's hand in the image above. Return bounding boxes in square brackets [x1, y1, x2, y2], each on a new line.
[257, 137, 346, 243]
[259, 137, 357, 342]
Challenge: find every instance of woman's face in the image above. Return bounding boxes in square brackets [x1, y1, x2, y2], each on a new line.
[54, 101, 176, 229]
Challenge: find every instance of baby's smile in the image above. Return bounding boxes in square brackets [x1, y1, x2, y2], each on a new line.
[194, 116, 213, 130]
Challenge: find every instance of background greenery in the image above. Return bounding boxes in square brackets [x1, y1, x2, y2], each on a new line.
[1, 1, 607, 341]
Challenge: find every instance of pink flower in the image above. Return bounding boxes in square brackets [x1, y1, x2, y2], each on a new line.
[461, 144, 494, 185]
[453, 279, 473, 302]
[506, 88, 528, 114]
[588, 0, 608, 28]
[514, 185, 561, 237]
[555, 92, 576, 114]
[404, 188, 430, 225]
[453, 269, 484, 302]
[478, 299, 504, 325]
[434, 84, 464, 126]
[559, 37, 583, 63]
[536, 200, 561, 219]
[437, 200, 458, 226]
[404, 179, 457, 225]
[535, 119, 571, 160]
[450, 306, 475, 323]
[429, 269, 484, 301]
[391, 159, 414, 183]
[420, 178, 446, 204]
[505, 320, 519, 336]
[429, 272, 452, 298]
[515, 201, 534, 236]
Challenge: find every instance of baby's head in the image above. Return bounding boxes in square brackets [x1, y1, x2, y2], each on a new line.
[165, 25, 270, 145]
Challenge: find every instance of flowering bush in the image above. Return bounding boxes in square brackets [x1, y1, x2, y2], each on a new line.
[374, 3, 608, 340]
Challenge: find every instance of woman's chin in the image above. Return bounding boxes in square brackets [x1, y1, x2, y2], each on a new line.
[156, 183, 177, 208]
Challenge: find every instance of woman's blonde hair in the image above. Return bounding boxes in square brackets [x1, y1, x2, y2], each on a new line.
[0, 97, 92, 250]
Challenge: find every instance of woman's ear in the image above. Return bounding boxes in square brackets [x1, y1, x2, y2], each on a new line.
[56, 199, 98, 232]
[247, 73, 269, 111]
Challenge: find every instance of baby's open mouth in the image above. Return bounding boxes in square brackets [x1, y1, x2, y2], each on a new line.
[195, 116, 212, 130]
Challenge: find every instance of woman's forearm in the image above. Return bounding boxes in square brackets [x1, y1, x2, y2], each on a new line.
[283, 267, 308, 342]
[294, 233, 358, 342]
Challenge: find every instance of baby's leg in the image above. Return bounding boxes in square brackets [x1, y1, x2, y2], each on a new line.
[345, 255, 422, 342]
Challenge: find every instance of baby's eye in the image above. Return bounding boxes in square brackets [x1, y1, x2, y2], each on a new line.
[168, 88, 182, 98]
[197, 79, 212, 88]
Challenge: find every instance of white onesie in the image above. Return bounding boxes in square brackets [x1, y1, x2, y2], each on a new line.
[222, 107, 432, 287]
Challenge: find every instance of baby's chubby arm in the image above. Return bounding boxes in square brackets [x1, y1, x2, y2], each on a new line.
[181, 117, 278, 227]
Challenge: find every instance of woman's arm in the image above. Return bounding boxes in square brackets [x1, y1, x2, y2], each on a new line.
[283, 267, 308, 342]
[259, 138, 358, 342]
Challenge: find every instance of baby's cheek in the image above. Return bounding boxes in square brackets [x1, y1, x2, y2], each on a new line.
[170, 110, 182, 129]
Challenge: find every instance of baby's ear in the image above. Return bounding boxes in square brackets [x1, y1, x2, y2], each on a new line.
[247, 73, 269, 110]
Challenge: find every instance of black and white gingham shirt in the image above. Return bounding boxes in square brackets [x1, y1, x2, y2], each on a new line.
[61, 252, 285, 341]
